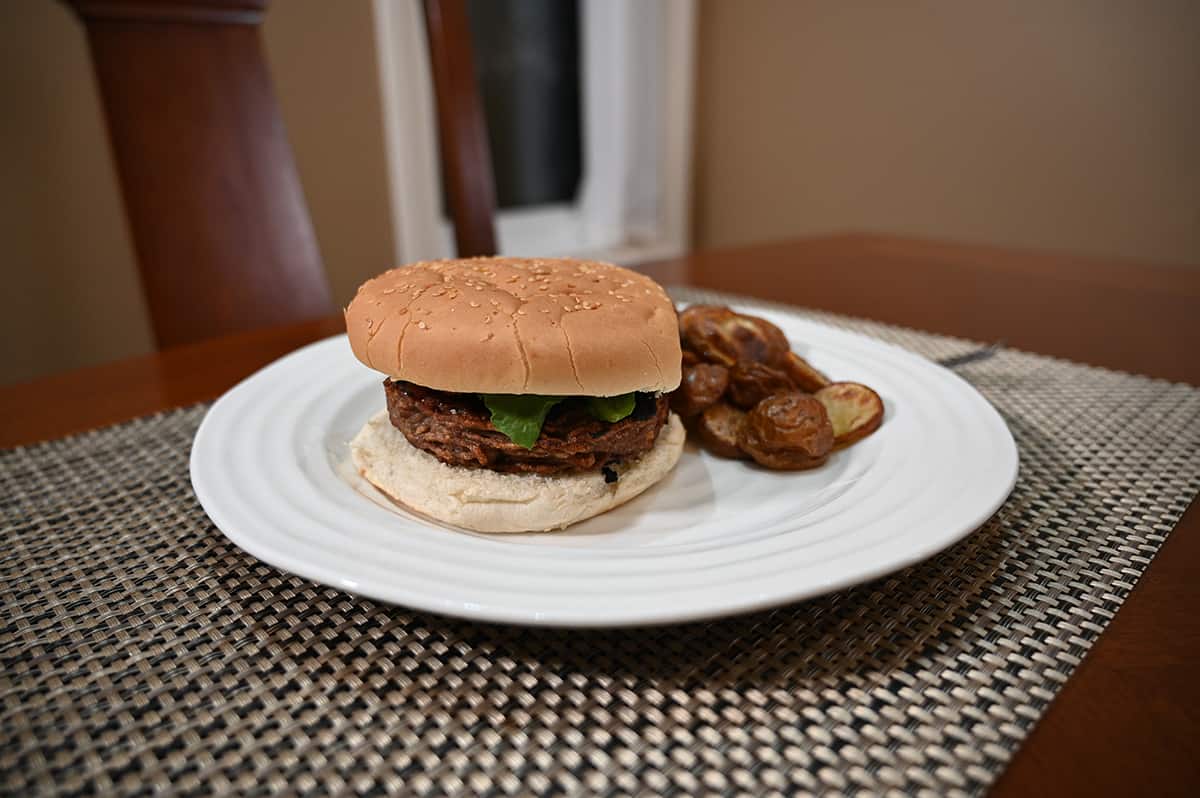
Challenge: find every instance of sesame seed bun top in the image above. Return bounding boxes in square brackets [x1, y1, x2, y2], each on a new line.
[344, 257, 682, 396]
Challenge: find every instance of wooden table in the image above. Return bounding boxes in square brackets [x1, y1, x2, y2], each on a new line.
[3, 235, 1197, 795]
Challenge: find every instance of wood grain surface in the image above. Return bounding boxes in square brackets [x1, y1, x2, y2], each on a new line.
[2, 235, 1196, 795]
[423, 0, 498, 257]
[66, 0, 333, 348]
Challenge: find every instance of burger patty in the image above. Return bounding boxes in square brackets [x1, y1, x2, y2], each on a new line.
[384, 380, 669, 475]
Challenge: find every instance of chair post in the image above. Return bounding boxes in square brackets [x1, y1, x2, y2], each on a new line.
[423, 0, 498, 257]
[65, 0, 332, 348]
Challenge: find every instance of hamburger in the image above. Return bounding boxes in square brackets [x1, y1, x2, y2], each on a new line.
[344, 257, 685, 532]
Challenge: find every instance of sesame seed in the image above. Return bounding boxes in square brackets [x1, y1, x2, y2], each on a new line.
[417, 321, 428, 329]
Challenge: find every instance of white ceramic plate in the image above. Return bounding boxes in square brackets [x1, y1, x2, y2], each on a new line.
[191, 307, 1017, 627]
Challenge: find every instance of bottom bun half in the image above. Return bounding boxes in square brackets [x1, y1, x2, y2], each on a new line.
[350, 410, 685, 533]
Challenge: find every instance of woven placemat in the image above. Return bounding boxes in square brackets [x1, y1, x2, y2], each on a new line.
[3, 289, 1198, 797]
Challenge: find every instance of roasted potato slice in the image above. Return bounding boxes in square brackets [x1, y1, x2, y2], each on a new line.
[738, 314, 791, 361]
[679, 305, 789, 367]
[814, 382, 884, 448]
[670, 363, 730, 417]
[780, 351, 832, 393]
[697, 402, 749, 459]
[726, 361, 795, 409]
[737, 393, 834, 470]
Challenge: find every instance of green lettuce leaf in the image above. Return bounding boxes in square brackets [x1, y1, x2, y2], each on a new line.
[586, 393, 637, 422]
[480, 392, 641, 449]
[480, 394, 564, 449]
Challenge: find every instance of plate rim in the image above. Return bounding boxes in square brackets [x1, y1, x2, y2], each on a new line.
[190, 310, 1018, 627]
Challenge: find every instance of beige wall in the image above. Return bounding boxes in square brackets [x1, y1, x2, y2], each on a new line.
[694, 0, 1200, 265]
[0, 0, 394, 386]
[0, 0, 152, 387]
[4, 1, 1197, 385]
[263, 0, 395, 306]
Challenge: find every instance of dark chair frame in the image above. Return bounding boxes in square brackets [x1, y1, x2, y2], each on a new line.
[67, 0, 496, 349]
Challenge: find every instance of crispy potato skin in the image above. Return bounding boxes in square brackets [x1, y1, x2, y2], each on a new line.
[671, 363, 731, 418]
[815, 382, 884, 448]
[672, 305, 881, 468]
[679, 305, 789, 367]
[697, 402, 749, 459]
[738, 393, 834, 470]
[780, 351, 832, 393]
[727, 361, 796, 409]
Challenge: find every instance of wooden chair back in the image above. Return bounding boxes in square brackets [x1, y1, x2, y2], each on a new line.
[67, 0, 496, 350]
[423, 0, 499, 258]
[67, 0, 332, 349]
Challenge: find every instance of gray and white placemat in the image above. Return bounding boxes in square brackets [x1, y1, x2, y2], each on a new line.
[3, 289, 1198, 796]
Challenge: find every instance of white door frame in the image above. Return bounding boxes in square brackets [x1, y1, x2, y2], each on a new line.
[371, 0, 696, 266]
